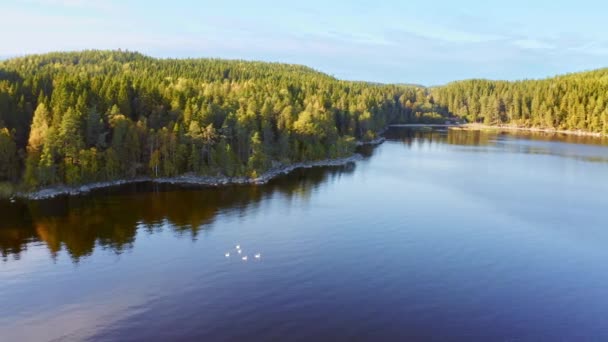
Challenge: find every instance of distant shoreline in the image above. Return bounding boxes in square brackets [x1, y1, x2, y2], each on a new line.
[13, 122, 607, 200]
[454, 123, 606, 138]
[389, 123, 606, 138]
[390, 124, 460, 128]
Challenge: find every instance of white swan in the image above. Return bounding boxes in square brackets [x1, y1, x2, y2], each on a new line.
[235, 244, 241, 249]
[237, 249, 242, 254]
[225, 252, 230, 258]
[242, 256, 248, 261]
[254, 253, 261, 259]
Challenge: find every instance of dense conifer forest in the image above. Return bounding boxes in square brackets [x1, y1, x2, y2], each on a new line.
[0, 50, 447, 192]
[2, 50, 608, 194]
[431, 70, 608, 133]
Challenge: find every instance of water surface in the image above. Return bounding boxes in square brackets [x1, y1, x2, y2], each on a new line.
[2, 128, 608, 341]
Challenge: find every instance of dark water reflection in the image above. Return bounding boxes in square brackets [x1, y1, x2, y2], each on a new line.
[1, 165, 356, 262]
[2, 128, 608, 341]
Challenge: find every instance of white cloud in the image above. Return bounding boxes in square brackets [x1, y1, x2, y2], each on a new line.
[391, 19, 506, 44]
[568, 41, 608, 56]
[512, 38, 555, 50]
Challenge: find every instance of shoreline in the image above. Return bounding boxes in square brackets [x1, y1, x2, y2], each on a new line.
[389, 124, 461, 128]
[22, 122, 605, 201]
[454, 123, 606, 138]
[20, 153, 367, 200]
[17, 134, 390, 200]
[356, 136, 385, 146]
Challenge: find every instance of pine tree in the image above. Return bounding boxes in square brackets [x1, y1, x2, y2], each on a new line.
[28, 103, 50, 152]
[0, 128, 18, 181]
[247, 132, 268, 177]
[85, 106, 105, 148]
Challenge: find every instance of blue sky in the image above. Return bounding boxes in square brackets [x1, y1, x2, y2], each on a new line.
[2, 0, 608, 85]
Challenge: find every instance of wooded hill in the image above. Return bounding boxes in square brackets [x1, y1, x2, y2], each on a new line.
[0, 50, 446, 191]
[2, 50, 607, 193]
[431, 69, 608, 133]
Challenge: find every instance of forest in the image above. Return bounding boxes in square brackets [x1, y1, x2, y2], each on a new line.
[431, 69, 608, 133]
[0, 50, 447, 193]
[2, 50, 608, 195]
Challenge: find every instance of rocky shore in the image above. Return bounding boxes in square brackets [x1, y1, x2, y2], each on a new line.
[21, 154, 365, 200]
[356, 137, 385, 146]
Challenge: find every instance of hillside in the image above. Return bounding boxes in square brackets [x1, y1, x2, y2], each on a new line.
[0, 50, 445, 192]
[431, 69, 608, 133]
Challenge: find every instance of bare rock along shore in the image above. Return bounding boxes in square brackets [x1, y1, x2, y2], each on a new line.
[22, 154, 366, 200]
[17, 132, 394, 200]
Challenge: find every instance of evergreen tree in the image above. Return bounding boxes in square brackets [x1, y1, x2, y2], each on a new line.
[3, 49, 605, 192]
[0, 128, 18, 181]
[28, 103, 50, 153]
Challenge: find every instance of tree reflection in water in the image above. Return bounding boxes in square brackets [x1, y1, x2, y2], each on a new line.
[3, 127, 606, 262]
[0, 164, 356, 262]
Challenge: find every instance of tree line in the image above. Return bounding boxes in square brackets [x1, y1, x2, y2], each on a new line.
[3, 50, 607, 192]
[0, 50, 446, 191]
[431, 70, 608, 133]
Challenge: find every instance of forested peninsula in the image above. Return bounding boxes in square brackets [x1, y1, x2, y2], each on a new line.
[0, 50, 447, 197]
[1, 50, 607, 197]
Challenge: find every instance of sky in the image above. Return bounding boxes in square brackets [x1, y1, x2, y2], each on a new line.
[2, 0, 608, 85]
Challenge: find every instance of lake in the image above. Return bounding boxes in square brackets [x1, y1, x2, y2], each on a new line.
[2, 127, 608, 341]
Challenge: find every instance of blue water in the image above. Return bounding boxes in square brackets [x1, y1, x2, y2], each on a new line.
[1, 128, 608, 341]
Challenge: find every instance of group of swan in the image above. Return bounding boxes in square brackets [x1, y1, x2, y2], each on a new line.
[225, 244, 261, 261]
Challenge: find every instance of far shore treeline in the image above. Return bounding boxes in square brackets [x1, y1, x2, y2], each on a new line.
[1, 50, 607, 194]
[433, 73, 608, 132]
